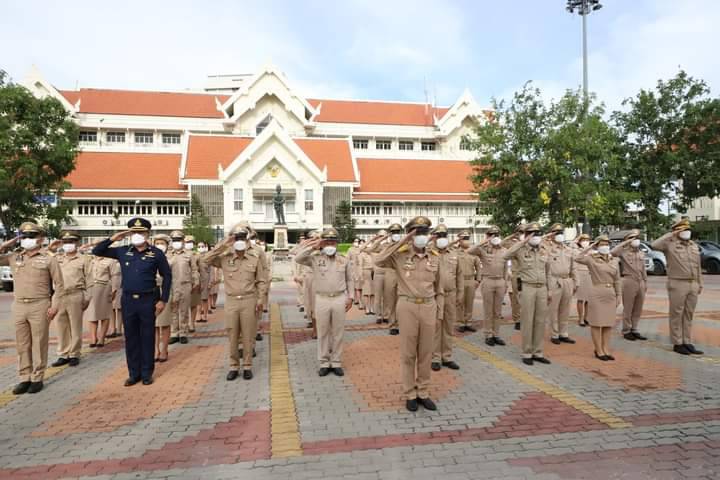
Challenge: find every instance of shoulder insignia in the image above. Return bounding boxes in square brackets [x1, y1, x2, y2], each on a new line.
[398, 245, 409, 253]
[431, 250, 440, 256]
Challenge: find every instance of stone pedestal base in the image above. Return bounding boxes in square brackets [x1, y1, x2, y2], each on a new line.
[273, 225, 289, 251]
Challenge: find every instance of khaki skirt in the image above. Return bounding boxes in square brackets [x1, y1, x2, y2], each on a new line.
[155, 291, 173, 327]
[191, 291, 201, 307]
[361, 270, 373, 295]
[85, 282, 113, 322]
[587, 284, 617, 327]
[575, 270, 591, 302]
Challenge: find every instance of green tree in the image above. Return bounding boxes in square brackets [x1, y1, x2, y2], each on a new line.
[334, 200, 355, 243]
[613, 70, 720, 238]
[0, 70, 79, 233]
[182, 195, 213, 244]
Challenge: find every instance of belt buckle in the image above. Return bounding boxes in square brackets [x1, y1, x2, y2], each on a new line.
[414, 298, 424, 304]
[132, 294, 140, 299]
[23, 299, 29, 303]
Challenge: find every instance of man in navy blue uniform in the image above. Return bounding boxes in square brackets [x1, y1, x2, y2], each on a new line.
[93, 218, 171, 386]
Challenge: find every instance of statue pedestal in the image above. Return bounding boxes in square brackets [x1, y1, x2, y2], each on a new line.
[273, 225, 289, 257]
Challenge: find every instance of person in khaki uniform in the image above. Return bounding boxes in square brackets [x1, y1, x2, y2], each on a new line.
[196, 240, 211, 323]
[49, 231, 90, 367]
[383, 224, 404, 335]
[248, 228, 268, 342]
[184, 235, 202, 333]
[544, 223, 577, 345]
[295, 228, 353, 376]
[504, 222, 552, 366]
[362, 230, 391, 324]
[572, 234, 592, 327]
[611, 230, 649, 342]
[153, 234, 173, 362]
[430, 224, 462, 371]
[347, 238, 362, 305]
[293, 234, 307, 312]
[168, 230, 199, 345]
[468, 226, 509, 346]
[503, 224, 526, 331]
[205, 225, 267, 380]
[575, 236, 622, 361]
[456, 230, 482, 333]
[0, 222, 64, 394]
[293, 231, 319, 337]
[85, 254, 115, 347]
[358, 246, 375, 314]
[651, 219, 704, 355]
[376, 216, 444, 412]
[108, 258, 123, 338]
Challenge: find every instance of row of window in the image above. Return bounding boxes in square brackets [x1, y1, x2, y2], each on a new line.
[75, 201, 188, 216]
[352, 203, 481, 217]
[232, 189, 314, 212]
[352, 138, 438, 151]
[79, 131, 182, 145]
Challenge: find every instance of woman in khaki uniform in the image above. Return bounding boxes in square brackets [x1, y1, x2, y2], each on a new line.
[153, 235, 172, 362]
[85, 255, 114, 347]
[109, 258, 123, 338]
[572, 234, 592, 327]
[359, 249, 375, 314]
[197, 241, 211, 323]
[575, 235, 621, 361]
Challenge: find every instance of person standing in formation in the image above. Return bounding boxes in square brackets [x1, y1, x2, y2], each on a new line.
[611, 230, 648, 342]
[358, 240, 375, 315]
[362, 230, 390, 324]
[196, 240, 211, 323]
[209, 262, 222, 311]
[468, 226, 508, 346]
[431, 224, 462, 371]
[109, 258, 123, 338]
[0, 222, 64, 394]
[575, 235, 621, 361]
[152, 234, 173, 362]
[456, 230, 482, 334]
[185, 235, 202, 334]
[505, 224, 526, 332]
[167, 231, 198, 345]
[294, 227, 353, 377]
[651, 219, 704, 356]
[504, 222, 552, 366]
[204, 225, 267, 380]
[292, 233, 306, 314]
[383, 225, 404, 335]
[544, 223, 577, 346]
[572, 234, 592, 327]
[376, 216, 443, 412]
[85, 247, 115, 348]
[347, 238, 363, 306]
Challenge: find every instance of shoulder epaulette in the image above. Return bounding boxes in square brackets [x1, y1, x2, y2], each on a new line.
[398, 245, 409, 253]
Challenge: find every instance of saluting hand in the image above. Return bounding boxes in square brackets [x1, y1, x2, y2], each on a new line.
[110, 230, 133, 242]
[0, 236, 19, 252]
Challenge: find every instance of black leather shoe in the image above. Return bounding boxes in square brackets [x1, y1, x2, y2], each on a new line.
[406, 398, 418, 412]
[179, 337, 188, 344]
[142, 378, 153, 385]
[485, 337, 496, 346]
[124, 378, 140, 387]
[256, 333, 263, 341]
[389, 328, 399, 335]
[595, 351, 608, 361]
[624, 332, 637, 341]
[169, 337, 179, 345]
[383, 319, 389, 324]
[243, 370, 253, 380]
[673, 344, 691, 355]
[685, 344, 704, 355]
[332, 367, 344, 377]
[226, 371, 239, 381]
[522, 358, 534, 365]
[12, 381, 31, 395]
[68, 358, 80, 367]
[376, 318, 383, 324]
[442, 361, 460, 370]
[551, 338, 561, 345]
[560, 337, 576, 344]
[51, 357, 69, 367]
[418, 397, 437, 411]
[465, 326, 477, 333]
[27, 382, 43, 394]
[457, 326, 467, 333]
[605, 354, 615, 361]
[299, 306, 304, 312]
[514, 322, 521, 331]
[318, 367, 331, 377]
[533, 356, 551, 364]
[632, 332, 648, 341]
[431, 362, 441, 371]
[493, 337, 506, 346]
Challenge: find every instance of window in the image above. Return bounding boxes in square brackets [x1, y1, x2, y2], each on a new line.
[79, 131, 97, 143]
[156, 201, 188, 216]
[353, 138, 368, 150]
[116, 201, 152, 216]
[162, 133, 181, 145]
[76, 201, 113, 216]
[398, 140, 414, 151]
[256, 114, 272, 135]
[106, 131, 125, 143]
[375, 139, 391, 150]
[233, 188, 243, 211]
[134, 132, 154, 144]
[352, 204, 380, 216]
[460, 137, 471, 151]
[304, 189, 314, 211]
[383, 205, 395, 216]
[421, 141, 436, 151]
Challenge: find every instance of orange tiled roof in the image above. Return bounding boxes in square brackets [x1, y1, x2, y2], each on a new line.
[308, 99, 449, 126]
[356, 158, 476, 194]
[63, 190, 188, 199]
[184, 135, 356, 182]
[65, 152, 184, 190]
[59, 89, 229, 118]
[352, 193, 476, 201]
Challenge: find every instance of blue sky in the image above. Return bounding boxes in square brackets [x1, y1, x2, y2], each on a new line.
[1, 0, 718, 109]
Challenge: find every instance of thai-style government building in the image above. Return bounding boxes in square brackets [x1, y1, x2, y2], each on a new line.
[22, 65, 490, 243]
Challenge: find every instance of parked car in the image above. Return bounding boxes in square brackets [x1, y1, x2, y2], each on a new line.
[1, 266, 12, 292]
[608, 232, 665, 275]
[698, 240, 720, 252]
[700, 245, 720, 275]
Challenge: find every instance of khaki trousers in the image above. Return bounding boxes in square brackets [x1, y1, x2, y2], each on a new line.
[667, 279, 699, 346]
[622, 277, 646, 334]
[482, 278, 507, 338]
[373, 272, 385, 316]
[384, 270, 398, 328]
[397, 298, 436, 400]
[56, 290, 86, 359]
[315, 294, 346, 368]
[225, 295, 257, 371]
[458, 281, 478, 327]
[171, 284, 192, 337]
[510, 275, 521, 323]
[13, 298, 51, 382]
[548, 278, 573, 339]
[519, 284, 548, 358]
[296, 279, 304, 306]
[433, 290, 456, 362]
[303, 273, 315, 319]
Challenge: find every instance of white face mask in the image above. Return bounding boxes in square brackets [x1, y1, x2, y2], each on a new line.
[322, 246, 337, 256]
[598, 245, 611, 255]
[631, 239, 641, 248]
[436, 238, 449, 249]
[20, 238, 38, 250]
[390, 233, 402, 243]
[528, 236, 542, 247]
[171, 241, 183, 250]
[554, 234, 565, 243]
[490, 236, 502, 246]
[353, 242, 359, 247]
[413, 235, 429, 249]
[62, 243, 77, 253]
[234, 240, 247, 251]
[155, 244, 167, 252]
[679, 230, 692, 241]
[131, 233, 146, 246]
[250, 239, 256, 246]
[185, 242, 194, 250]
[580, 241, 590, 248]
[198, 246, 208, 253]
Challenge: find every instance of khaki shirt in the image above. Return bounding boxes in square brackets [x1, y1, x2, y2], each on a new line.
[110, 259, 122, 293]
[545, 242, 576, 282]
[375, 243, 444, 312]
[457, 248, 483, 282]
[295, 247, 353, 295]
[502, 237, 523, 279]
[168, 250, 198, 288]
[610, 245, 647, 282]
[0, 248, 64, 301]
[359, 251, 373, 271]
[435, 248, 463, 293]
[205, 246, 267, 298]
[651, 233, 703, 286]
[366, 238, 394, 274]
[469, 243, 508, 279]
[89, 256, 114, 285]
[575, 253, 622, 297]
[571, 245, 589, 273]
[56, 253, 91, 294]
[503, 242, 550, 285]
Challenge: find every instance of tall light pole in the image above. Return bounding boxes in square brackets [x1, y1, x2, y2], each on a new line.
[566, 0, 602, 99]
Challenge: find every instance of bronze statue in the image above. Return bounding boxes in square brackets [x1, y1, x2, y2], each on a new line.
[273, 184, 286, 225]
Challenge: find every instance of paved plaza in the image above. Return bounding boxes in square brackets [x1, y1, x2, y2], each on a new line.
[0, 262, 719, 480]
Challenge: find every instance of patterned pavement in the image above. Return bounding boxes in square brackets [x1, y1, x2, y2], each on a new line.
[0, 263, 719, 479]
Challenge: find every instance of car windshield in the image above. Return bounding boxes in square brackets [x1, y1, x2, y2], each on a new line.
[701, 242, 720, 250]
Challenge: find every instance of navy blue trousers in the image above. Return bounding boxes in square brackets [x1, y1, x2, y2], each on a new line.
[121, 293, 156, 381]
